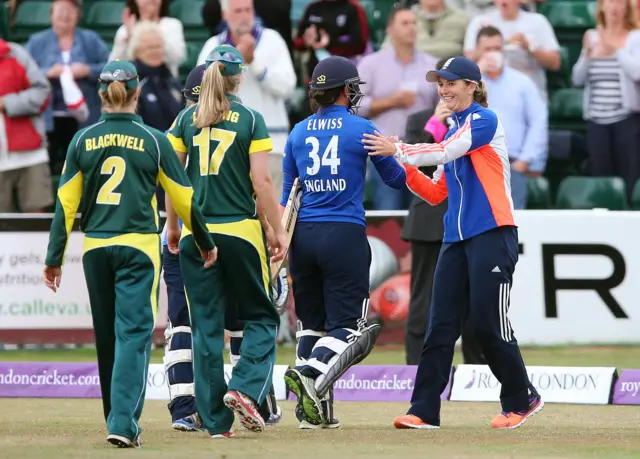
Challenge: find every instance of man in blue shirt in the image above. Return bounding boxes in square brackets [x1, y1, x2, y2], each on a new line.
[474, 26, 548, 209]
[282, 56, 406, 428]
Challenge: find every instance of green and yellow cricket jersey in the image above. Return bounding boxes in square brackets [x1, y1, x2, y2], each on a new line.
[166, 94, 273, 223]
[45, 113, 214, 267]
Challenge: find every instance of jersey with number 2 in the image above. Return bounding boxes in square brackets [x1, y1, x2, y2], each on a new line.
[283, 105, 396, 226]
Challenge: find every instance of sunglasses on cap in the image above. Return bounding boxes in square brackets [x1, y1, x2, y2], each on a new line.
[206, 51, 243, 65]
[99, 68, 138, 83]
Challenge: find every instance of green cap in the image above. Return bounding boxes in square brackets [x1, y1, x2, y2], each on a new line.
[205, 45, 245, 76]
[99, 60, 140, 92]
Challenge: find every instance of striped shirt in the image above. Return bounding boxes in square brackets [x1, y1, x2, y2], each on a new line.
[587, 57, 631, 124]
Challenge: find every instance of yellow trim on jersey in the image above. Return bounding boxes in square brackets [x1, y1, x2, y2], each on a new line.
[181, 219, 270, 295]
[151, 193, 159, 231]
[58, 171, 84, 265]
[82, 233, 161, 322]
[158, 167, 194, 233]
[249, 138, 273, 154]
[167, 133, 187, 153]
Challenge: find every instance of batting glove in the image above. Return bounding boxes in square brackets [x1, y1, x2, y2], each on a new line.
[273, 268, 290, 315]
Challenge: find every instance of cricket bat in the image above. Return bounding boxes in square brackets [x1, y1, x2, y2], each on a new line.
[270, 178, 302, 282]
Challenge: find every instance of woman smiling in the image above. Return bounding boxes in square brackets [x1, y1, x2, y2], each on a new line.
[363, 56, 543, 431]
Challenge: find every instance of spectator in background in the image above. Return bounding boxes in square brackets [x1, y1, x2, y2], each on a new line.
[358, 7, 439, 210]
[476, 26, 547, 208]
[254, 0, 293, 57]
[128, 21, 183, 212]
[386, 0, 469, 59]
[464, 0, 560, 102]
[294, 0, 369, 78]
[202, 0, 224, 37]
[129, 22, 182, 134]
[203, 0, 293, 57]
[197, 0, 296, 198]
[446, 0, 496, 18]
[26, 0, 109, 176]
[572, 0, 640, 201]
[0, 39, 52, 213]
[401, 0, 493, 18]
[110, 0, 186, 78]
[401, 98, 450, 364]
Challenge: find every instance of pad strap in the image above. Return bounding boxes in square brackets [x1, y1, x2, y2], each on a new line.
[165, 325, 191, 340]
[296, 330, 326, 339]
[169, 382, 194, 400]
[164, 349, 192, 369]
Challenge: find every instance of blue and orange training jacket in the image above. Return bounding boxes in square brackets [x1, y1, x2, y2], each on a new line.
[396, 101, 516, 243]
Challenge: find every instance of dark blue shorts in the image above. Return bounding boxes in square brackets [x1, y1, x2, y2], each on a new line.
[290, 222, 371, 332]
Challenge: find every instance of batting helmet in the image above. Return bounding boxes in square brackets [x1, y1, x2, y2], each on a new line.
[309, 56, 365, 113]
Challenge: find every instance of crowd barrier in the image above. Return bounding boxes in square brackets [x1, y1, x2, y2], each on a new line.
[0, 362, 638, 406]
[1, 210, 639, 346]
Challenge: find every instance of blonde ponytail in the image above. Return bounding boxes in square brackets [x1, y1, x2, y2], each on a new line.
[473, 80, 489, 108]
[195, 62, 241, 128]
[99, 81, 137, 111]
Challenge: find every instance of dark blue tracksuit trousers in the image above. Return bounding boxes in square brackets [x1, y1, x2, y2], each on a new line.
[162, 246, 197, 422]
[408, 226, 530, 426]
[290, 222, 371, 377]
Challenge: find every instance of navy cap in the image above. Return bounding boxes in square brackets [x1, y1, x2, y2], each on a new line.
[310, 56, 364, 91]
[426, 56, 481, 83]
[183, 64, 206, 101]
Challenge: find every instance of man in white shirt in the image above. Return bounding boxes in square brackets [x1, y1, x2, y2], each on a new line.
[197, 0, 296, 197]
[463, 0, 560, 101]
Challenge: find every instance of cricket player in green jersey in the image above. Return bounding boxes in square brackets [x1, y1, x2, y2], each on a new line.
[43, 60, 217, 449]
[165, 45, 287, 437]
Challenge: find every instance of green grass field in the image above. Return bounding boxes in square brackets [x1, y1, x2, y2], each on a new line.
[0, 399, 639, 459]
[2, 345, 639, 458]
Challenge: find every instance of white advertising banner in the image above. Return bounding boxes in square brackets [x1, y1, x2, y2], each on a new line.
[2, 210, 640, 345]
[509, 210, 640, 345]
[145, 363, 289, 401]
[449, 364, 616, 405]
[0, 232, 167, 330]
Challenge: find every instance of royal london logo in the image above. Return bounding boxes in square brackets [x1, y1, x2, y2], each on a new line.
[316, 75, 326, 84]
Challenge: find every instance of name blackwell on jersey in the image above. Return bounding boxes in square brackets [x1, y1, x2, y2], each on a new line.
[85, 134, 145, 152]
[303, 116, 346, 193]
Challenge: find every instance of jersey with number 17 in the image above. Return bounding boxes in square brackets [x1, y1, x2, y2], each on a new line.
[167, 94, 273, 224]
[282, 105, 406, 226]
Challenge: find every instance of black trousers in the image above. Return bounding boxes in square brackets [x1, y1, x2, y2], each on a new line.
[47, 116, 79, 176]
[405, 241, 486, 366]
[587, 114, 640, 201]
